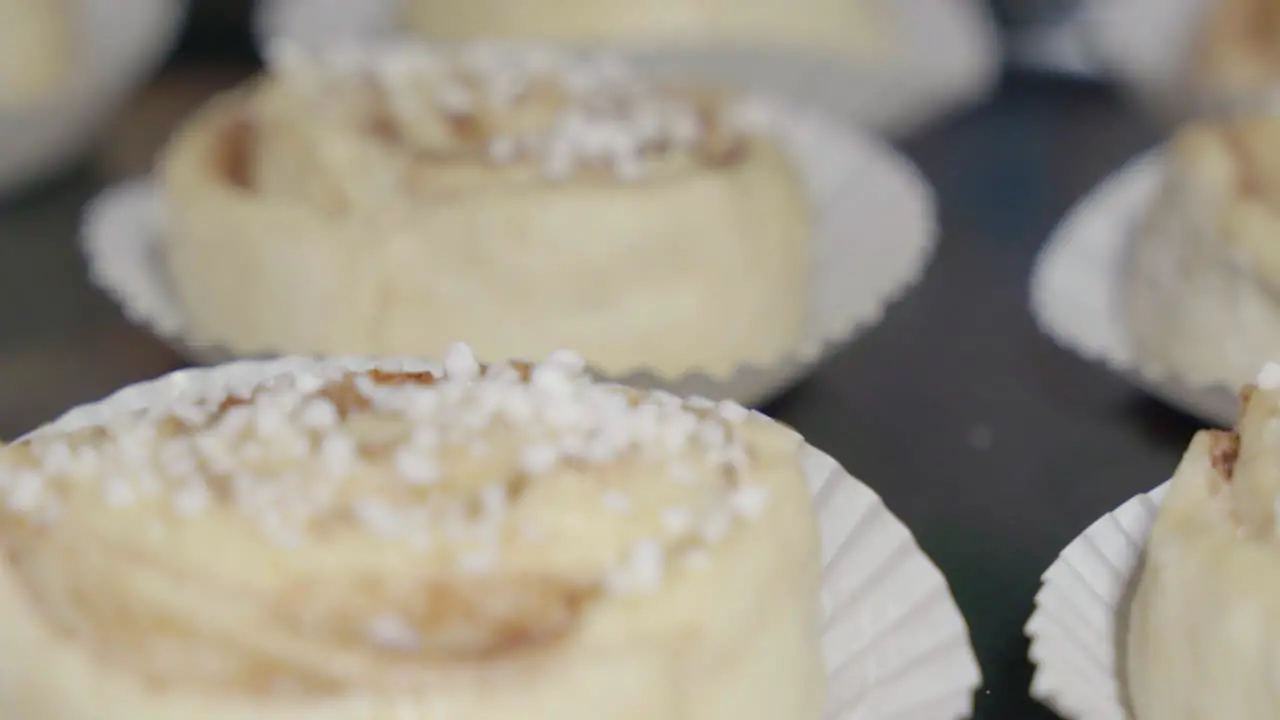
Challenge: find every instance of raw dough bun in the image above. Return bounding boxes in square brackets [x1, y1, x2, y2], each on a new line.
[161, 43, 811, 378]
[1128, 371, 1280, 720]
[0, 345, 825, 719]
[1126, 113, 1280, 388]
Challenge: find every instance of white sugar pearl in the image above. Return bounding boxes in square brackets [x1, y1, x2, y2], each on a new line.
[7, 471, 44, 512]
[319, 433, 357, 477]
[730, 485, 769, 519]
[601, 491, 632, 514]
[444, 343, 481, 381]
[1259, 363, 1280, 390]
[661, 507, 694, 536]
[629, 540, 665, 593]
[367, 614, 420, 652]
[521, 444, 560, 475]
[102, 476, 136, 508]
[173, 482, 211, 516]
[394, 447, 440, 485]
[717, 401, 750, 423]
[544, 350, 587, 374]
[298, 398, 339, 428]
[488, 136, 520, 164]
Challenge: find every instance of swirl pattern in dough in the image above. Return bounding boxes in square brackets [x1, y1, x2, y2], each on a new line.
[0, 344, 824, 719]
[162, 41, 811, 378]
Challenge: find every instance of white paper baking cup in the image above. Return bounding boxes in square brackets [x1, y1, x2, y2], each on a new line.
[1025, 481, 1169, 720]
[0, 0, 186, 197]
[16, 354, 982, 718]
[251, 0, 1000, 137]
[1028, 148, 1238, 426]
[82, 99, 938, 408]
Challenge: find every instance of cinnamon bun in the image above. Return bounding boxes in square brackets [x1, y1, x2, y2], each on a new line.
[1125, 113, 1280, 389]
[160, 41, 811, 378]
[0, 344, 824, 718]
[1127, 365, 1280, 719]
[400, 0, 890, 61]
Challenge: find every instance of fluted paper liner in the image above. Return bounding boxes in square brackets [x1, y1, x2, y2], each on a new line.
[0, 0, 184, 196]
[1025, 481, 1169, 720]
[1029, 149, 1238, 426]
[21, 356, 982, 719]
[82, 100, 937, 407]
[252, 0, 1000, 137]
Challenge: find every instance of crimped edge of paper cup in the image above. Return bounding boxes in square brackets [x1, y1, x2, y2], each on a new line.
[252, 0, 999, 135]
[1028, 148, 1238, 426]
[0, 0, 187, 195]
[1024, 481, 1168, 720]
[81, 97, 938, 407]
[21, 356, 981, 719]
[803, 446, 982, 719]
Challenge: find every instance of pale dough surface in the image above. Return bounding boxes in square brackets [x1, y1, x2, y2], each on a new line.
[402, 0, 891, 60]
[1128, 382, 1280, 720]
[0, 0, 76, 107]
[1126, 114, 1280, 389]
[161, 54, 810, 379]
[0, 353, 825, 718]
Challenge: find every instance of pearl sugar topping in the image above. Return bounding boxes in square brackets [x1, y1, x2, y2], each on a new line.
[265, 39, 716, 182]
[1258, 362, 1280, 391]
[0, 345, 766, 592]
